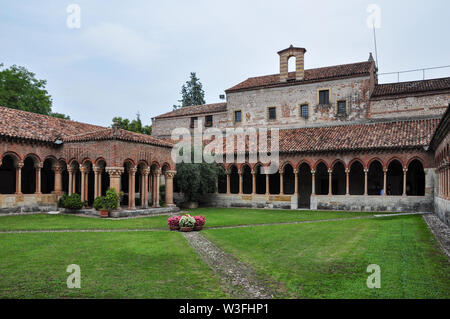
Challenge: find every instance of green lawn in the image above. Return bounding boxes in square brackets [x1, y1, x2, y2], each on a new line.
[203, 215, 450, 298]
[0, 208, 383, 231]
[0, 231, 227, 298]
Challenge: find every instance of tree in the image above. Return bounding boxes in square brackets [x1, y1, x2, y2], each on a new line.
[0, 63, 70, 119]
[173, 146, 225, 202]
[173, 72, 205, 110]
[112, 112, 152, 135]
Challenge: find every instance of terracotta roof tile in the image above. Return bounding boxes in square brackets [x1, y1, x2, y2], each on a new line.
[153, 102, 227, 119]
[372, 77, 450, 98]
[226, 61, 373, 93]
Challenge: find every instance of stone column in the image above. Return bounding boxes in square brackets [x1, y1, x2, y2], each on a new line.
[345, 168, 350, 195]
[383, 168, 387, 196]
[327, 169, 332, 196]
[165, 170, 176, 207]
[52, 164, 64, 195]
[311, 170, 316, 195]
[142, 168, 150, 208]
[226, 171, 231, 194]
[364, 169, 369, 196]
[153, 169, 161, 207]
[447, 164, 450, 199]
[105, 167, 124, 206]
[265, 169, 270, 195]
[251, 169, 256, 195]
[294, 169, 299, 195]
[402, 168, 408, 196]
[68, 167, 74, 195]
[80, 166, 88, 203]
[238, 169, 243, 194]
[15, 162, 24, 195]
[35, 162, 43, 194]
[128, 167, 137, 209]
[93, 166, 102, 198]
[280, 169, 284, 195]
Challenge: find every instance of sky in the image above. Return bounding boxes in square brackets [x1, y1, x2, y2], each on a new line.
[1, 0, 449, 127]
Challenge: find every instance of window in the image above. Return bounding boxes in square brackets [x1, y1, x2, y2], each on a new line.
[300, 104, 309, 119]
[205, 115, 213, 127]
[337, 100, 347, 115]
[268, 107, 277, 120]
[234, 110, 242, 123]
[190, 117, 197, 128]
[319, 90, 330, 104]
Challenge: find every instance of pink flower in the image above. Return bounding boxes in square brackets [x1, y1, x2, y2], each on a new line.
[168, 216, 181, 228]
[194, 216, 206, 227]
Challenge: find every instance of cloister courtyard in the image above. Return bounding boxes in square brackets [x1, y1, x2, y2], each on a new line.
[0, 208, 448, 299]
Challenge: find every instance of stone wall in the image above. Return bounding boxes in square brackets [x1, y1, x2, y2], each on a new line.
[0, 194, 58, 213]
[369, 93, 449, 119]
[434, 196, 450, 226]
[310, 195, 433, 213]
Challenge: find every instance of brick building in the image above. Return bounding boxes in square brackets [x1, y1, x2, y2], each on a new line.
[152, 46, 450, 224]
[0, 107, 176, 213]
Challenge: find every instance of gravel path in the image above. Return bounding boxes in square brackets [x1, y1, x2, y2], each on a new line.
[183, 231, 275, 299]
[422, 214, 450, 259]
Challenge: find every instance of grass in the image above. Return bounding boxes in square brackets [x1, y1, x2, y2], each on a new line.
[0, 231, 228, 298]
[0, 208, 384, 231]
[203, 215, 450, 298]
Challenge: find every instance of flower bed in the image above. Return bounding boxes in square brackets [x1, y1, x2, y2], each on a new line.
[168, 214, 206, 232]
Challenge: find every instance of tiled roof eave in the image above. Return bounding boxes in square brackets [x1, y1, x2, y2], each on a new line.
[371, 88, 450, 100]
[0, 133, 55, 145]
[155, 109, 227, 120]
[64, 136, 173, 148]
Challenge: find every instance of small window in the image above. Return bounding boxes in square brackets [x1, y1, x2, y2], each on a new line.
[205, 115, 213, 127]
[234, 110, 242, 123]
[319, 90, 330, 104]
[300, 104, 309, 119]
[190, 117, 197, 128]
[268, 107, 277, 120]
[337, 100, 347, 115]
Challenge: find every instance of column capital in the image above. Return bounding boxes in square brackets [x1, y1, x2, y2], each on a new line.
[80, 166, 90, 173]
[129, 167, 137, 175]
[93, 165, 103, 173]
[105, 167, 124, 176]
[164, 170, 176, 178]
[153, 168, 161, 176]
[364, 168, 369, 173]
[35, 162, 43, 169]
[327, 169, 333, 174]
[311, 170, 316, 175]
[52, 166, 64, 173]
[141, 167, 151, 176]
[403, 168, 408, 173]
[16, 162, 24, 169]
[294, 169, 298, 174]
[345, 168, 350, 174]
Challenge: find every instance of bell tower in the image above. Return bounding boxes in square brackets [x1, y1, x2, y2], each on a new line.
[278, 45, 307, 82]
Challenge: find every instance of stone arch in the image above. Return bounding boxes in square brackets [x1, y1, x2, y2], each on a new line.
[283, 163, 295, 195]
[41, 157, 56, 194]
[217, 164, 227, 194]
[386, 159, 403, 195]
[332, 161, 346, 195]
[313, 159, 330, 171]
[0, 153, 18, 194]
[95, 159, 109, 196]
[368, 159, 383, 195]
[82, 160, 95, 206]
[254, 163, 266, 195]
[406, 159, 425, 196]
[367, 157, 384, 170]
[298, 162, 312, 208]
[22, 155, 39, 194]
[315, 161, 329, 195]
[242, 164, 252, 194]
[69, 160, 81, 195]
[121, 160, 135, 206]
[229, 165, 239, 194]
[349, 160, 364, 195]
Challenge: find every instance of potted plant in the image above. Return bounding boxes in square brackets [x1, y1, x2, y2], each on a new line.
[168, 216, 181, 231]
[63, 193, 83, 213]
[179, 214, 195, 232]
[194, 216, 206, 231]
[93, 196, 108, 218]
[104, 188, 120, 217]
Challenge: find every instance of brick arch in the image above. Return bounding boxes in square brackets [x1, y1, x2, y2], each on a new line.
[137, 160, 149, 169]
[68, 158, 80, 167]
[57, 157, 69, 165]
[161, 162, 172, 171]
[81, 158, 94, 166]
[386, 157, 405, 169]
[150, 161, 161, 170]
[251, 162, 263, 170]
[406, 156, 425, 169]
[367, 157, 384, 170]
[1, 151, 21, 164]
[349, 158, 365, 169]
[122, 158, 136, 167]
[296, 159, 312, 170]
[281, 161, 294, 172]
[331, 159, 346, 170]
[94, 157, 107, 166]
[313, 159, 329, 170]
[23, 153, 41, 164]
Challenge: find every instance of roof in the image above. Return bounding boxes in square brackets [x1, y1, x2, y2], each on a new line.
[429, 104, 450, 151]
[153, 103, 227, 119]
[226, 61, 373, 93]
[371, 77, 450, 98]
[0, 106, 172, 147]
[213, 118, 439, 154]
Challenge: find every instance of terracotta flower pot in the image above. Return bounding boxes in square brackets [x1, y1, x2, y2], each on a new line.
[180, 227, 194, 232]
[169, 225, 180, 231]
[194, 225, 203, 231]
[100, 210, 109, 218]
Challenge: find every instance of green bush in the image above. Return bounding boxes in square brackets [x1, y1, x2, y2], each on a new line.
[64, 193, 83, 210]
[159, 184, 166, 207]
[104, 188, 120, 210]
[93, 196, 106, 211]
[58, 193, 68, 208]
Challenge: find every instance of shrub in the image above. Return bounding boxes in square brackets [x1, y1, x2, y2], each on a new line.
[93, 196, 106, 211]
[64, 193, 83, 210]
[159, 184, 166, 207]
[179, 214, 195, 228]
[168, 216, 181, 228]
[194, 216, 206, 227]
[58, 193, 68, 208]
[104, 188, 120, 210]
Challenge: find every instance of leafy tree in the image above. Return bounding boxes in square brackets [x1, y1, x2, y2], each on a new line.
[0, 63, 71, 119]
[173, 72, 205, 110]
[50, 112, 71, 120]
[112, 112, 152, 135]
[174, 146, 225, 202]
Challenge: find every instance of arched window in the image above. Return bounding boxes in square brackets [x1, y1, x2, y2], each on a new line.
[229, 165, 239, 194]
[288, 56, 296, 73]
[0, 155, 17, 194]
[368, 160, 383, 195]
[349, 161, 364, 195]
[298, 163, 312, 207]
[406, 159, 425, 196]
[332, 161, 346, 195]
[315, 162, 329, 195]
[22, 157, 37, 194]
[387, 160, 403, 196]
[283, 164, 295, 195]
[242, 165, 252, 194]
[41, 158, 55, 194]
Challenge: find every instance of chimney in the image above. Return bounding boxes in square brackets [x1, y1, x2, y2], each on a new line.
[278, 45, 307, 82]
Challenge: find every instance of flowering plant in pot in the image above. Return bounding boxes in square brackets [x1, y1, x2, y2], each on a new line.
[93, 196, 108, 218]
[168, 216, 181, 231]
[179, 214, 195, 232]
[194, 216, 206, 231]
